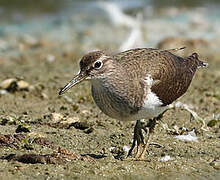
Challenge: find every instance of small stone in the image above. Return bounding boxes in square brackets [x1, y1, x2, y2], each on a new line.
[49, 113, 64, 123]
[28, 85, 35, 91]
[84, 127, 94, 134]
[0, 79, 30, 92]
[210, 159, 220, 170]
[60, 117, 79, 125]
[109, 147, 115, 152]
[15, 125, 31, 133]
[160, 155, 173, 162]
[49, 113, 80, 126]
[15, 166, 25, 171]
[81, 110, 92, 118]
[27, 132, 46, 138]
[33, 137, 53, 146]
[0, 78, 17, 90]
[0, 89, 8, 95]
[122, 145, 130, 153]
[17, 80, 29, 90]
[72, 121, 90, 130]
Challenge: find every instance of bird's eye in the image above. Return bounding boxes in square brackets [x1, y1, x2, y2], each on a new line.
[93, 60, 103, 69]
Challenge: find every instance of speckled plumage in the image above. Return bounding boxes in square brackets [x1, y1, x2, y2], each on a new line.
[60, 48, 207, 121]
[84, 48, 206, 121]
[112, 48, 206, 105]
[59, 47, 208, 159]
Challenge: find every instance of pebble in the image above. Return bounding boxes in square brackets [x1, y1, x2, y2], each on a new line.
[49, 113, 79, 125]
[0, 78, 30, 92]
[0, 78, 17, 89]
[160, 155, 173, 162]
[210, 159, 220, 170]
[49, 113, 64, 123]
[60, 117, 79, 125]
[122, 145, 130, 153]
[17, 80, 29, 90]
[0, 89, 8, 95]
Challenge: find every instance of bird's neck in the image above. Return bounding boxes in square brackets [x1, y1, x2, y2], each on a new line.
[91, 62, 128, 94]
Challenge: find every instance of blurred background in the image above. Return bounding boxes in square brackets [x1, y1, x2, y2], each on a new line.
[0, 0, 220, 58]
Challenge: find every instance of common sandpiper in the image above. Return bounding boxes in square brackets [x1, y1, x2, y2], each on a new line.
[59, 47, 208, 160]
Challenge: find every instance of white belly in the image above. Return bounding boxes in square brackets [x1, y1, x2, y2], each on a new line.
[91, 79, 167, 121]
[122, 90, 168, 121]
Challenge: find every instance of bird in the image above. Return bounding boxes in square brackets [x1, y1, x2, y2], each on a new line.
[59, 47, 208, 160]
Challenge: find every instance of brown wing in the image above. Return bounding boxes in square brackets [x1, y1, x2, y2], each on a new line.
[150, 52, 195, 105]
[150, 51, 206, 105]
[114, 48, 203, 106]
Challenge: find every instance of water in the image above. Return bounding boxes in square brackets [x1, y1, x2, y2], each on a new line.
[0, 0, 220, 55]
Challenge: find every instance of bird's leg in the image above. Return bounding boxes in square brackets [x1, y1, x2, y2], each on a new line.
[138, 118, 157, 160]
[127, 120, 144, 158]
[135, 121, 145, 158]
[138, 126, 150, 160]
[127, 118, 158, 160]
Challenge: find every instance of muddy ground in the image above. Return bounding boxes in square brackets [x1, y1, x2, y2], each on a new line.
[0, 42, 220, 179]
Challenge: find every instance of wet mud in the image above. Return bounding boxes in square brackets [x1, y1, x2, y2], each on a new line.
[0, 39, 219, 179]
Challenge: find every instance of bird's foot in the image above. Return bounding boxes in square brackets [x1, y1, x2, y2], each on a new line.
[127, 119, 156, 160]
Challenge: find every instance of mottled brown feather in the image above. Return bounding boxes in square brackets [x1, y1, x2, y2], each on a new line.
[76, 48, 207, 119]
[113, 48, 206, 106]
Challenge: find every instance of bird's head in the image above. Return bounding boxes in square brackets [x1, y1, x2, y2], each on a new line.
[59, 51, 112, 95]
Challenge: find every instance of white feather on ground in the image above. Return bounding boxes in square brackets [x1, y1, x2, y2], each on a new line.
[175, 130, 198, 142]
[160, 155, 173, 162]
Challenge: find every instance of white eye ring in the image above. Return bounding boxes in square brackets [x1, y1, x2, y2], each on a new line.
[93, 60, 103, 69]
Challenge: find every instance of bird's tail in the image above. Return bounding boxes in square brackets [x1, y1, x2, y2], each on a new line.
[187, 53, 208, 68]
